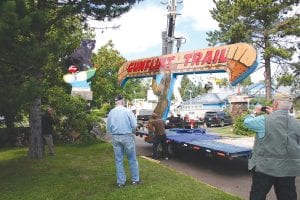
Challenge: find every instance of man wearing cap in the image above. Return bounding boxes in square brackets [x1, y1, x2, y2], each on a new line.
[148, 112, 168, 160]
[244, 92, 300, 200]
[107, 94, 140, 188]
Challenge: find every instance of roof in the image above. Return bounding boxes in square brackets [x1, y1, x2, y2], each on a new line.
[246, 82, 276, 91]
[182, 93, 224, 105]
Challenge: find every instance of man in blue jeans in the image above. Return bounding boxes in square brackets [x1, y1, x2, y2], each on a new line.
[107, 94, 140, 188]
[244, 92, 300, 200]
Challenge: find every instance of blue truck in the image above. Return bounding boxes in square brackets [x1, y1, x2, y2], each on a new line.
[136, 128, 254, 160]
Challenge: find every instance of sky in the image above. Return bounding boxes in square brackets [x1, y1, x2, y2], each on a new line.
[88, 0, 278, 84]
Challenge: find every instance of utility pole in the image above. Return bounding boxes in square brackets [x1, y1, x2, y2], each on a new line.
[161, 0, 181, 55]
[151, 0, 183, 120]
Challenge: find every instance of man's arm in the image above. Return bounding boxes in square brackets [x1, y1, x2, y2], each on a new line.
[128, 110, 137, 132]
[244, 114, 265, 139]
[106, 112, 112, 134]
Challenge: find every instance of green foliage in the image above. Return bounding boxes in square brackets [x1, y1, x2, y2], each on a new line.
[87, 109, 106, 132]
[46, 87, 89, 138]
[276, 73, 294, 86]
[79, 131, 98, 145]
[0, 0, 143, 157]
[92, 42, 126, 106]
[0, 127, 29, 148]
[124, 78, 148, 100]
[179, 75, 205, 101]
[233, 114, 255, 136]
[0, 145, 241, 200]
[216, 77, 229, 87]
[240, 77, 252, 87]
[294, 98, 300, 111]
[92, 41, 146, 107]
[208, 0, 299, 99]
[99, 103, 111, 116]
[45, 87, 109, 144]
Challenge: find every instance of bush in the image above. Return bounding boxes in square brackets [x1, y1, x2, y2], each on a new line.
[233, 114, 255, 136]
[0, 127, 29, 148]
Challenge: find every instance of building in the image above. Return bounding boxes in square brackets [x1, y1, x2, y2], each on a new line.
[178, 93, 227, 119]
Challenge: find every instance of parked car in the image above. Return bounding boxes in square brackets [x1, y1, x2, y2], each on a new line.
[204, 111, 232, 127]
[136, 109, 153, 132]
[137, 109, 153, 122]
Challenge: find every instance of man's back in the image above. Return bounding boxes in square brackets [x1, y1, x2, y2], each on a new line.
[107, 106, 137, 135]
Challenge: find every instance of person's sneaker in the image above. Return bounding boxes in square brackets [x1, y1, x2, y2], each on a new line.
[131, 180, 142, 185]
[117, 183, 125, 188]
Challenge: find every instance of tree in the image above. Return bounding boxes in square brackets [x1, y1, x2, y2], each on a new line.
[276, 61, 300, 92]
[92, 41, 147, 108]
[216, 77, 230, 87]
[240, 76, 253, 87]
[0, 0, 142, 159]
[179, 75, 205, 101]
[276, 72, 294, 86]
[208, 0, 299, 100]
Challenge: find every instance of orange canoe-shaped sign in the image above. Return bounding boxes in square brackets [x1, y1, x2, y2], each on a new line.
[118, 43, 257, 86]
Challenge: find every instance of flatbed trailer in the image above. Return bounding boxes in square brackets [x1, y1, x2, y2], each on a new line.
[136, 128, 254, 159]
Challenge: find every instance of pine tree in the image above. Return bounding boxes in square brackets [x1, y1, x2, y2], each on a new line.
[208, 0, 299, 100]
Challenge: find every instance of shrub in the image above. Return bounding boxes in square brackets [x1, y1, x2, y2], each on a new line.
[0, 127, 29, 148]
[233, 114, 255, 136]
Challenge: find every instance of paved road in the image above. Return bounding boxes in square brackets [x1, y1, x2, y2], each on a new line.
[132, 135, 300, 200]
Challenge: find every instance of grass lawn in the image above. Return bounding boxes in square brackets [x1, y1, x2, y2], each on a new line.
[208, 126, 249, 138]
[0, 142, 241, 200]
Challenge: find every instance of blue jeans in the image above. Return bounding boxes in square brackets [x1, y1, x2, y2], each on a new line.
[111, 134, 140, 184]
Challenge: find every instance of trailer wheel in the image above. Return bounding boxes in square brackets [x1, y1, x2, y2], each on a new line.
[156, 143, 163, 158]
[220, 120, 224, 127]
[167, 143, 177, 157]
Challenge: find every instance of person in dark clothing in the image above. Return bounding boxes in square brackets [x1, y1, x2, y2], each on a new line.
[42, 107, 55, 156]
[148, 112, 168, 160]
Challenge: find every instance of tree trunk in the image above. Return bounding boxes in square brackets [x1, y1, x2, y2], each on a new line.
[28, 97, 44, 159]
[264, 33, 272, 101]
[265, 57, 272, 100]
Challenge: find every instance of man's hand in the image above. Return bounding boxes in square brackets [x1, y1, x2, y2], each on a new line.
[252, 105, 272, 115]
[264, 106, 273, 114]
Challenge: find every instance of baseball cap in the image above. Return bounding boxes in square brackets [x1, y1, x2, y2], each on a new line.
[114, 94, 124, 101]
[273, 92, 292, 102]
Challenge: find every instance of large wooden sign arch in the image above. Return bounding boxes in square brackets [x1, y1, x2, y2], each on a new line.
[118, 43, 257, 119]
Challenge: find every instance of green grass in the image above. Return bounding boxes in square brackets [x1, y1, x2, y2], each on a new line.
[208, 126, 239, 137]
[0, 142, 241, 200]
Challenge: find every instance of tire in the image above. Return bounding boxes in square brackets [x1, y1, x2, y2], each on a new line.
[206, 123, 211, 127]
[167, 143, 177, 157]
[220, 120, 224, 127]
[156, 143, 163, 158]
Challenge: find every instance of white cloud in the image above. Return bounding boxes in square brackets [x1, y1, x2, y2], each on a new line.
[90, 0, 219, 59]
[90, 4, 166, 58]
[179, 0, 218, 31]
